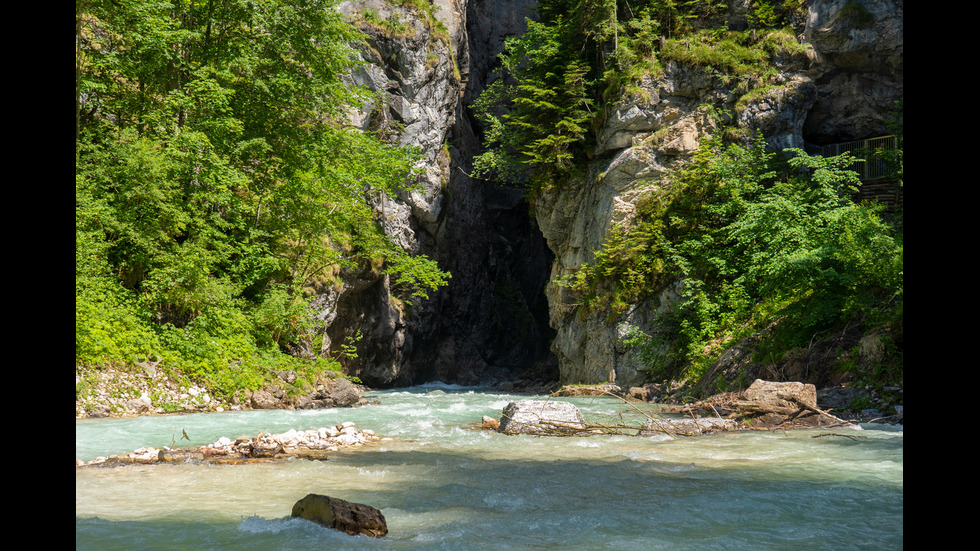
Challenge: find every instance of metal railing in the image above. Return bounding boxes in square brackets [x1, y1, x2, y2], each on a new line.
[820, 135, 900, 182]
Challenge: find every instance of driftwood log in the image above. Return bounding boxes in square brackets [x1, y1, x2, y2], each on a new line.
[637, 416, 740, 437]
[678, 379, 850, 429]
[731, 380, 851, 427]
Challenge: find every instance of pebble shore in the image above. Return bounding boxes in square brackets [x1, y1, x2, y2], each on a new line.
[76, 422, 382, 467]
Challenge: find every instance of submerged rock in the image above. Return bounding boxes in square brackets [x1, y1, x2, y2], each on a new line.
[497, 400, 587, 436]
[291, 493, 388, 538]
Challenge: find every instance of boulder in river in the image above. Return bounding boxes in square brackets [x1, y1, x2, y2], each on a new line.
[329, 378, 361, 407]
[250, 389, 279, 410]
[737, 379, 818, 414]
[291, 493, 388, 537]
[638, 416, 739, 437]
[498, 400, 587, 436]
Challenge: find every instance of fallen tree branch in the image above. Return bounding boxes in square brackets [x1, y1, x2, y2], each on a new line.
[810, 433, 868, 440]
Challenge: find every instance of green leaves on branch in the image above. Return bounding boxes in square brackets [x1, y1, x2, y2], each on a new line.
[386, 250, 452, 302]
[470, 0, 801, 192]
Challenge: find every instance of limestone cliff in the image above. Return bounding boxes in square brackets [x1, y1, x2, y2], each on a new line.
[312, 0, 901, 390]
[314, 0, 547, 387]
[532, 0, 902, 388]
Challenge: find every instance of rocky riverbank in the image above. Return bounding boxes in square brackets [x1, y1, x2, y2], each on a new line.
[550, 380, 904, 425]
[76, 359, 901, 428]
[76, 422, 382, 467]
[490, 380, 900, 439]
[75, 359, 565, 420]
[75, 363, 374, 419]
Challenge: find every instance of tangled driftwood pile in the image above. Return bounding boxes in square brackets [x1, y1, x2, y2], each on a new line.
[667, 379, 854, 430]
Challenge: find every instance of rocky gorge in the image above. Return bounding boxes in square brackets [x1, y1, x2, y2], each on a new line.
[312, 0, 553, 389]
[306, 0, 903, 392]
[75, 0, 903, 417]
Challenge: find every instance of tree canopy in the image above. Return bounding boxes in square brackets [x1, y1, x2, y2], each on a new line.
[75, 0, 449, 395]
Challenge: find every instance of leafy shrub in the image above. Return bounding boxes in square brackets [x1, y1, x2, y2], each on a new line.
[566, 137, 903, 382]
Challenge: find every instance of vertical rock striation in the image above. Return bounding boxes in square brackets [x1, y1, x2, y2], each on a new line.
[315, 0, 548, 388]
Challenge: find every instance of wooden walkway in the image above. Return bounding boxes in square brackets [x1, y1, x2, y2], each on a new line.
[821, 135, 902, 208]
[854, 178, 902, 208]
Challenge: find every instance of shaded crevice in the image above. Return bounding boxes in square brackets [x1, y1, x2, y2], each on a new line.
[405, 0, 553, 386]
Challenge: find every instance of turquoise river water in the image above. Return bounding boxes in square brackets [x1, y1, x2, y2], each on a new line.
[76, 383, 903, 550]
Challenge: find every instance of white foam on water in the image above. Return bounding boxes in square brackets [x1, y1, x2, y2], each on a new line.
[77, 387, 904, 550]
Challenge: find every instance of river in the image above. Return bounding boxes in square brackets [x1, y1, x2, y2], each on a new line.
[76, 383, 903, 550]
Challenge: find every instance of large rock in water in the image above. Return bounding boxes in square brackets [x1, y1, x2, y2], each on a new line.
[497, 400, 587, 436]
[291, 494, 388, 538]
[638, 416, 739, 437]
[328, 378, 361, 407]
[738, 379, 818, 415]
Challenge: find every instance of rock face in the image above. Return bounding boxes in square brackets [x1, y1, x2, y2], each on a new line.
[497, 400, 587, 435]
[292, 493, 388, 538]
[531, 0, 902, 388]
[535, 61, 769, 388]
[309, 1, 901, 390]
[802, 0, 904, 143]
[311, 0, 551, 388]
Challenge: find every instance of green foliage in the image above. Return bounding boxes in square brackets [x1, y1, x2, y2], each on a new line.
[472, 1, 809, 193]
[76, 172, 163, 366]
[387, 249, 453, 303]
[555, 194, 672, 317]
[566, 137, 903, 382]
[669, 141, 902, 375]
[840, 1, 876, 28]
[471, 17, 595, 191]
[75, 0, 449, 397]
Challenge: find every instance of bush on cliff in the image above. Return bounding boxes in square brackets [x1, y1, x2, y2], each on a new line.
[563, 136, 903, 386]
